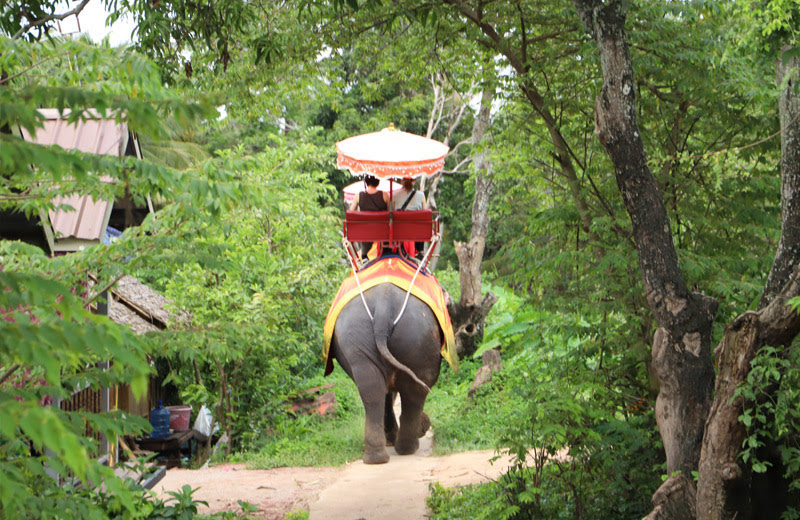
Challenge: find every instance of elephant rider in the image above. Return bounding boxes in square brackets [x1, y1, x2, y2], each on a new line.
[349, 174, 389, 259]
[392, 177, 428, 259]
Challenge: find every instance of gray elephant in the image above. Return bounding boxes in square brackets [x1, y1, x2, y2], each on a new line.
[329, 282, 444, 464]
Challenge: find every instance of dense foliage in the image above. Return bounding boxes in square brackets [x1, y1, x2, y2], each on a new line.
[0, 36, 211, 517]
[3, 0, 799, 518]
[0, 34, 343, 517]
[136, 140, 344, 452]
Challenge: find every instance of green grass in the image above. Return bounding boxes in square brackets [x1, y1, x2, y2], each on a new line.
[232, 372, 365, 468]
[427, 357, 516, 456]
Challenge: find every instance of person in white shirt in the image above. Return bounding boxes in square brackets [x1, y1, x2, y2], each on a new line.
[393, 177, 428, 259]
[393, 177, 427, 211]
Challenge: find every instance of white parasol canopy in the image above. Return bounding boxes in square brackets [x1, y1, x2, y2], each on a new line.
[336, 124, 449, 179]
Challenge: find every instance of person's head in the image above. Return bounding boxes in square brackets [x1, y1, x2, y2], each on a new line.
[401, 177, 415, 190]
[364, 175, 380, 188]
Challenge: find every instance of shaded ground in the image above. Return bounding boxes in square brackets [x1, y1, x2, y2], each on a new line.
[155, 432, 514, 519]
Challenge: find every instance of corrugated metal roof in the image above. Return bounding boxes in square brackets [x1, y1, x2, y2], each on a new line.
[48, 191, 112, 242]
[23, 108, 128, 155]
[19, 109, 131, 247]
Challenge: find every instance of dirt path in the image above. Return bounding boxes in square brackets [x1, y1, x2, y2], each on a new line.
[155, 429, 512, 519]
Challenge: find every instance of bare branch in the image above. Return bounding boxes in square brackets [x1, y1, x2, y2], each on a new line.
[427, 75, 442, 137]
[12, 0, 92, 40]
[444, 98, 469, 147]
[448, 137, 473, 158]
[443, 156, 473, 174]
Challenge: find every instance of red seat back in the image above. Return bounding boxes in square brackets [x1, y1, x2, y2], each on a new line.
[344, 210, 434, 243]
[345, 211, 391, 242]
[393, 209, 434, 241]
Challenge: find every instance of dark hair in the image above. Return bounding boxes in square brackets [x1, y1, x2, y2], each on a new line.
[401, 177, 414, 190]
[364, 175, 380, 187]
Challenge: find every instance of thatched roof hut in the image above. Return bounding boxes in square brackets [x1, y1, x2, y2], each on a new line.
[109, 276, 188, 334]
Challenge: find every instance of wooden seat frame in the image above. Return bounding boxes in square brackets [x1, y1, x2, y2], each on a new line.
[343, 209, 440, 270]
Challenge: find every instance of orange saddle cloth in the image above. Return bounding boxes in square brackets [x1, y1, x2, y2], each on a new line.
[322, 256, 458, 375]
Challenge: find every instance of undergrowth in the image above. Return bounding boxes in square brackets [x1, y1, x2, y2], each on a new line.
[232, 372, 365, 468]
[427, 357, 512, 455]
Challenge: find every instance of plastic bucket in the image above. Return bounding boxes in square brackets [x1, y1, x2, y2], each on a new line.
[166, 405, 192, 431]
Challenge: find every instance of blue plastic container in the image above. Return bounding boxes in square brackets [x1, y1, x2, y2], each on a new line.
[149, 400, 170, 438]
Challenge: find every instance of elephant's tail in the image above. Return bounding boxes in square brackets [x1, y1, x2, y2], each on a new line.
[376, 336, 431, 394]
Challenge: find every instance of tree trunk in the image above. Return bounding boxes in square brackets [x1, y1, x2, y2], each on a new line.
[695, 48, 800, 520]
[448, 86, 498, 357]
[695, 269, 800, 520]
[572, 2, 718, 517]
[760, 49, 800, 309]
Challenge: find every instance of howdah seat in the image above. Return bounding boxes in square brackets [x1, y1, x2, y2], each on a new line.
[343, 209, 439, 269]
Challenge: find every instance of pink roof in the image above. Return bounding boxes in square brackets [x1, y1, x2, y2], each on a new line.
[20, 109, 131, 245]
[22, 109, 128, 155]
[48, 191, 112, 242]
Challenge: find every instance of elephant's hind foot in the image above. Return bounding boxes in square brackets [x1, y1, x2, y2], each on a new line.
[363, 447, 390, 464]
[394, 437, 419, 455]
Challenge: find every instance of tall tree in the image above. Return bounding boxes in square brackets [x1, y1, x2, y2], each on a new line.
[448, 84, 498, 356]
[572, 1, 800, 518]
[696, 3, 800, 517]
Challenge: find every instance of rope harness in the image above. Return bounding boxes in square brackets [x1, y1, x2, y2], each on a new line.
[343, 235, 440, 325]
[393, 235, 438, 326]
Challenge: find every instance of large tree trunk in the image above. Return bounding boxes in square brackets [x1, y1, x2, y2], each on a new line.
[760, 48, 800, 309]
[448, 86, 498, 357]
[695, 267, 800, 520]
[572, 1, 718, 517]
[695, 48, 800, 520]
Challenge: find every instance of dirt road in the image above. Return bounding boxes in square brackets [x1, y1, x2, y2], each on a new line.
[154, 429, 512, 519]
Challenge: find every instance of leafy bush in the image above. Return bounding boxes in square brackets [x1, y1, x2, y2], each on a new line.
[428, 285, 662, 519]
[134, 141, 346, 452]
[426, 356, 517, 454]
[1, 259, 152, 518]
[428, 481, 511, 520]
[736, 344, 800, 518]
[235, 372, 365, 468]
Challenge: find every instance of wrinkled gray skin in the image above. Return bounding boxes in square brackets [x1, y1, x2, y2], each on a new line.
[331, 283, 442, 464]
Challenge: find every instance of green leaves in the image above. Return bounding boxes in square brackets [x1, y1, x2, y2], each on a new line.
[126, 137, 344, 451]
[735, 345, 800, 487]
[0, 37, 219, 220]
[0, 35, 233, 518]
[1, 271, 150, 385]
[0, 268, 153, 516]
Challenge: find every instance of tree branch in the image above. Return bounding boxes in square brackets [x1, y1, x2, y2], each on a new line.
[0, 364, 21, 385]
[12, 0, 92, 40]
[0, 52, 69, 84]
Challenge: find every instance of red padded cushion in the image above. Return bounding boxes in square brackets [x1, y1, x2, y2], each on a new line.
[393, 209, 433, 241]
[344, 210, 433, 242]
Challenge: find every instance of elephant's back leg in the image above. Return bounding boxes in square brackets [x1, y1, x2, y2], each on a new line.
[331, 297, 386, 380]
[332, 298, 390, 464]
[388, 293, 442, 455]
[389, 293, 443, 389]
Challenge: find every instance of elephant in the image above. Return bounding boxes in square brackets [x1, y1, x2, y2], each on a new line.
[330, 282, 443, 464]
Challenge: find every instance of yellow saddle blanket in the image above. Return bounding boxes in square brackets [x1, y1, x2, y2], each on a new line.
[322, 257, 458, 375]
